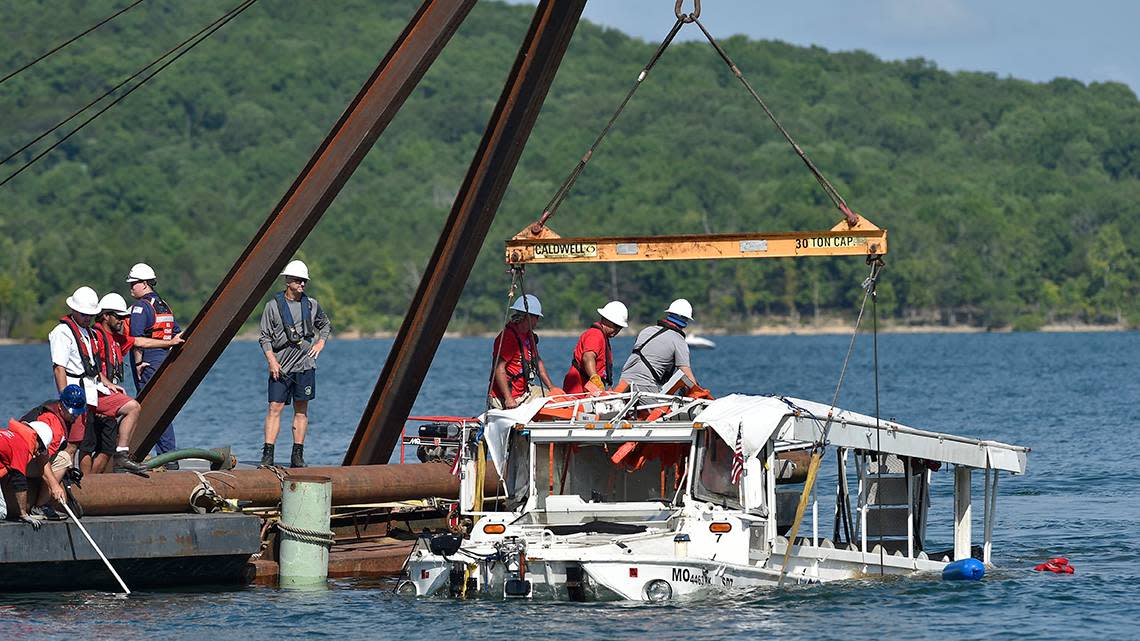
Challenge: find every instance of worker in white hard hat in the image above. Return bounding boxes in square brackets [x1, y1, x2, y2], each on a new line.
[258, 259, 332, 468]
[47, 286, 102, 458]
[489, 294, 556, 410]
[126, 263, 185, 466]
[562, 301, 628, 394]
[74, 293, 146, 474]
[618, 298, 700, 393]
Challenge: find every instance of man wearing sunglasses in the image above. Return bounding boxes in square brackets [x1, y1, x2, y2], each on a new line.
[258, 259, 331, 468]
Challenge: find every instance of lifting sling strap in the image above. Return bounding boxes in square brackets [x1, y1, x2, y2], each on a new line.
[58, 316, 100, 380]
[630, 322, 685, 386]
[273, 291, 315, 350]
[571, 323, 612, 387]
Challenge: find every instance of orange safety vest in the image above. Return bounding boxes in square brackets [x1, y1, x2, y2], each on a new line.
[138, 294, 176, 341]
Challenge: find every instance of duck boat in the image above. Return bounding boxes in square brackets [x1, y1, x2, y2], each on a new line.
[400, 388, 1029, 601]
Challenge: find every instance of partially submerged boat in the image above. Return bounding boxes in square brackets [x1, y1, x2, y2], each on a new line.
[400, 389, 1029, 601]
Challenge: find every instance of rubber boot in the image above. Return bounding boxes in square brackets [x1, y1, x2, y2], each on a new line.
[290, 444, 305, 468]
[259, 443, 275, 468]
[113, 451, 147, 474]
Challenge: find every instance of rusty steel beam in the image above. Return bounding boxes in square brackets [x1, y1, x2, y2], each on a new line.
[129, 0, 478, 457]
[72, 463, 470, 516]
[344, 0, 588, 465]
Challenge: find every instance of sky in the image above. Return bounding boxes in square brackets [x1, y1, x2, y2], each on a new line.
[506, 0, 1139, 95]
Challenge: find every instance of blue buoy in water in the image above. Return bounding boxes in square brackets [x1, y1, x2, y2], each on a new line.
[942, 558, 985, 581]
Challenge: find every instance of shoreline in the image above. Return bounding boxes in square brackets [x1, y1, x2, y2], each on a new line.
[2, 322, 1129, 345]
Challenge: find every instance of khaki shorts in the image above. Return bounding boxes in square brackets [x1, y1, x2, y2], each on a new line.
[26, 449, 72, 479]
[488, 389, 538, 410]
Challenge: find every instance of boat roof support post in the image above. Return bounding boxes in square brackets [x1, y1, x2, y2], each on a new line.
[342, 0, 589, 465]
[127, 0, 479, 457]
[983, 469, 998, 565]
[953, 465, 972, 562]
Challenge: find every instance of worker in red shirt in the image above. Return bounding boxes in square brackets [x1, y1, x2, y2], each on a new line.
[82, 293, 143, 474]
[488, 295, 555, 410]
[1, 418, 67, 528]
[17, 385, 87, 517]
[562, 301, 628, 394]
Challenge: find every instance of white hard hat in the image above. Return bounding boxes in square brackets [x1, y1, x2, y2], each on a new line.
[665, 298, 693, 320]
[28, 421, 53, 451]
[281, 259, 310, 280]
[125, 262, 157, 283]
[509, 294, 543, 317]
[66, 286, 101, 315]
[98, 293, 130, 316]
[597, 301, 628, 328]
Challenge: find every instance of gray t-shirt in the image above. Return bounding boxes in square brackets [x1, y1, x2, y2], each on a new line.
[259, 295, 332, 373]
[619, 324, 690, 391]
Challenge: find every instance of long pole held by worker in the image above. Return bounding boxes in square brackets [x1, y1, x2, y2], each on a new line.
[60, 502, 131, 595]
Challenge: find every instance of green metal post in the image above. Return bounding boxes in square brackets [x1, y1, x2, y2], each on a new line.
[279, 475, 333, 587]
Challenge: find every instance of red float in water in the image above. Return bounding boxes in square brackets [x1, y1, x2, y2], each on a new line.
[1034, 557, 1075, 574]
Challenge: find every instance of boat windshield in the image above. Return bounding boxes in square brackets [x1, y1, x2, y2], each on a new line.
[534, 441, 690, 505]
[693, 432, 743, 510]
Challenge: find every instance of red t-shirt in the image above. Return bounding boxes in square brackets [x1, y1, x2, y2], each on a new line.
[562, 325, 610, 394]
[0, 422, 37, 477]
[29, 412, 68, 457]
[490, 324, 537, 401]
[93, 322, 133, 381]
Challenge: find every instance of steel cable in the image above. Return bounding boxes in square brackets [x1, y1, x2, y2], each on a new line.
[0, 0, 149, 86]
[691, 17, 858, 225]
[0, 0, 259, 188]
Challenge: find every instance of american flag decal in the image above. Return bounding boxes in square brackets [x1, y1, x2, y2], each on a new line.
[731, 422, 745, 485]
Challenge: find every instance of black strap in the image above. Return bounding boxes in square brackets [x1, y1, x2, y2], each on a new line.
[505, 326, 539, 384]
[630, 322, 685, 386]
[58, 317, 100, 379]
[274, 292, 315, 348]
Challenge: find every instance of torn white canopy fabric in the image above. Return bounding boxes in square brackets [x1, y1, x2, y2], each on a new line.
[693, 394, 792, 458]
[481, 397, 548, 478]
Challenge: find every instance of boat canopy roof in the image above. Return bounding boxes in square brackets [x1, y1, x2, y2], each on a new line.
[479, 393, 1029, 478]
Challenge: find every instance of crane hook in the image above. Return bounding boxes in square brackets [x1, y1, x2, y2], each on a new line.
[674, 0, 701, 23]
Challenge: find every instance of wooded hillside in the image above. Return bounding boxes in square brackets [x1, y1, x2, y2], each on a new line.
[1, 0, 1137, 338]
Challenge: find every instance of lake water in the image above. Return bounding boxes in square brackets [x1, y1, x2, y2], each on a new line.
[1, 331, 1137, 639]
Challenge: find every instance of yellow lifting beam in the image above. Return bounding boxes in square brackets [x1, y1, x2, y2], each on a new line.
[505, 216, 887, 265]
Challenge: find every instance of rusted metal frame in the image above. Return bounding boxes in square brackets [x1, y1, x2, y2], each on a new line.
[505, 218, 888, 265]
[129, 0, 478, 457]
[343, 0, 589, 465]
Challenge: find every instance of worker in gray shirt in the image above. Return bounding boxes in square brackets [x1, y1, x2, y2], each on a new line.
[619, 299, 699, 393]
[258, 260, 331, 468]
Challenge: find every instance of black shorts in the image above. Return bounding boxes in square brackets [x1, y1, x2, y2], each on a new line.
[80, 414, 119, 455]
[268, 368, 316, 405]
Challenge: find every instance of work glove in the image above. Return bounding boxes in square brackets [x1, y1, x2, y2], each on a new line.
[21, 514, 46, 530]
[585, 375, 605, 394]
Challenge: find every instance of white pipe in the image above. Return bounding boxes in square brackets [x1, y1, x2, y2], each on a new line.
[984, 471, 998, 565]
[60, 502, 130, 595]
[906, 458, 914, 559]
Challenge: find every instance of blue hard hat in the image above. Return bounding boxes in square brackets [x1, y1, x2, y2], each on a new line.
[509, 294, 543, 318]
[59, 384, 87, 415]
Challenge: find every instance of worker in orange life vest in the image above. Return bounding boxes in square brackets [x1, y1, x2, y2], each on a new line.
[489, 295, 555, 410]
[18, 385, 81, 517]
[81, 293, 145, 474]
[49, 287, 148, 474]
[562, 301, 628, 394]
[1, 419, 66, 528]
[126, 263, 184, 465]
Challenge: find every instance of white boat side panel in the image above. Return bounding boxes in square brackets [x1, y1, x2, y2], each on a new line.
[986, 446, 1027, 474]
